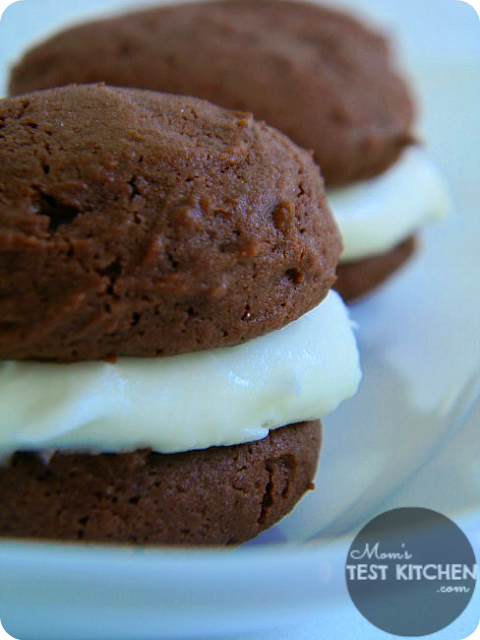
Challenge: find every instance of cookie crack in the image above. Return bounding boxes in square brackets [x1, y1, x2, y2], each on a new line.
[97, 258, 123, 297]
[35, 189, 81, 232]
[258, 462, 274, 526]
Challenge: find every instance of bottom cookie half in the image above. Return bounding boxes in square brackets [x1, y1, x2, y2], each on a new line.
[0, 421, 321, 546]
[335, 235, 416, 303]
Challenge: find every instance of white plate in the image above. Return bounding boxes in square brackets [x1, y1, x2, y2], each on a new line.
[0, 1, 479, 639]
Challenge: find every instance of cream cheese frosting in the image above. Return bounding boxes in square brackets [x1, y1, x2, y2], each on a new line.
[328, 147, 451, 262]
[0, 290, 361, 456]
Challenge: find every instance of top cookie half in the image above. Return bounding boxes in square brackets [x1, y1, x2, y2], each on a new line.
[8, 0, 416, 186]
[0, 84, 340, 362]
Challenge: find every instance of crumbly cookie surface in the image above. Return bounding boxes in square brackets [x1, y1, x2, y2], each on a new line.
[0, 84, 340, 361]
[9, 0, 415, 186]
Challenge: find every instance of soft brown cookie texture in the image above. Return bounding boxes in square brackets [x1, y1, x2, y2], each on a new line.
[336, 235, 416, 302]
[0, 84, 340, 362]
[0, 421, 321, 546]
[8, 0, 415, 187]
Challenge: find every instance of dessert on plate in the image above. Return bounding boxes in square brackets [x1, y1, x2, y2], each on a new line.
[0, 84, 361, 545]
[8, 0, 450, 301]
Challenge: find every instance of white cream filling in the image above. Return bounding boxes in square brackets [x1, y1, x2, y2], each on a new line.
[0, 290, 361, 456]
[328, 147, 451, 262]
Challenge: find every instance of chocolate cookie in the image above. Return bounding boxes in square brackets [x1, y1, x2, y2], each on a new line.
[0, 421, 321, 546]
[8, 0, 415, 187]
[335, 236, 416, 302]
[0, 84, 340, 361]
